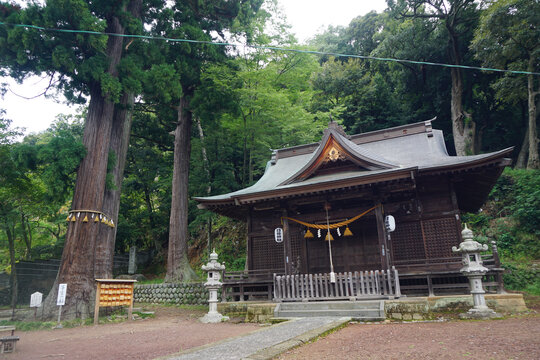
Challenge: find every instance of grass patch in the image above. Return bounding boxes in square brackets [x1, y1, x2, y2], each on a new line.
[0, 318, 93, 331]
[133, 311, 155, 319]
[523, 293, 540, 311]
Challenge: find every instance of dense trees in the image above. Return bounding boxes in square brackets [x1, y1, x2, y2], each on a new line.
[471, 0, 540, 169]
[0, 0, 538, 318]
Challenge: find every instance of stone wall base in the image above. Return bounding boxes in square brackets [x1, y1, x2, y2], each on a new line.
[385, 293, 527, 321]
[218, 302, 277, 323]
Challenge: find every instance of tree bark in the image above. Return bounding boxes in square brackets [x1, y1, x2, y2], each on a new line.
[20, 211, 31, 260]
[5, 222, 17, 321]
[527, 56, 539, 169]
[516, 127, 529, 169]
[450, 66, 475, 156]
[94, 92, 135, 279]
[165, 95, 198, 282]
[41, 12, 127, 320]
[196, 117, 211, 195]
[196, 116, 213, 257]
[143, 184, 163, 256]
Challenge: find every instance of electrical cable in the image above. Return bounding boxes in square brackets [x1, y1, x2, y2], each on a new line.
[0, 21, 539, 76]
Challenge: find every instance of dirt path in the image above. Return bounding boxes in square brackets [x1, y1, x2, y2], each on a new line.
[1, 307, 258, 360]
[279, 315, 540, 360]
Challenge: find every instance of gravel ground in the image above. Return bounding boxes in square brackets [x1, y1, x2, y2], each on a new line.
[279, 315, 540, 360]
[3, 303, 538, 360]
[1, 306, 258, 360]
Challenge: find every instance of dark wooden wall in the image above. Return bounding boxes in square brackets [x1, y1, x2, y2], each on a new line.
[247, 175, 463, 274]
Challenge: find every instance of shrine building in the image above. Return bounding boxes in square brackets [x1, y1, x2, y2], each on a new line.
[195, 120, 512, 301]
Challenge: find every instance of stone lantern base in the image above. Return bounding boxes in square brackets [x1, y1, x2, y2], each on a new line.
[459, 307, 501, 320]
[200, 312, 229, 323]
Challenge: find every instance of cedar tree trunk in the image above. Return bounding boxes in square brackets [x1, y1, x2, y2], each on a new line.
[41, 13, 126, 320]
[95, 92, 135, 278]
[165, 96, 198, 282]
[95, 0, 142, 278]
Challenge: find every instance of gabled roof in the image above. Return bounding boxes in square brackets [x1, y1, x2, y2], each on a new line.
[280, 122, 397, 185]
[195, 119, 512, 212]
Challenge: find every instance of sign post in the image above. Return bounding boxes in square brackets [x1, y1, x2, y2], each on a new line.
[56, 284, 67, 328]
[30, 292, 43, 320]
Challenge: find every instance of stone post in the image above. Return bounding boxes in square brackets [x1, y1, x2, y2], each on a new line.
[128, 246, 137, 275]
[200, 250, 229, 323]
[452, 225, 500, 319]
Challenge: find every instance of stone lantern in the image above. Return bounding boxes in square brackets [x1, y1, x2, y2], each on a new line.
[452, 224, 500, 319]
[200, 249, 229, 323]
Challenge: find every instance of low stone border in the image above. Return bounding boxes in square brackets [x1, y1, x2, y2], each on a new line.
[385, 293, 527, 320]
[134, 283, 210, 305]
[218, 302, 277, 323]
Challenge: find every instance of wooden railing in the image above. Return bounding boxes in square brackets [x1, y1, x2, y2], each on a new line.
[273, 267, 401, 302]
[394, 241, 502, 273]
[223, 268, 283, 283]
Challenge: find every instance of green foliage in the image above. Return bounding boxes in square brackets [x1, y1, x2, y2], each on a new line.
[502, 262, 540, 295]
[464, 168, 540, 294]
[489, 169, 540, 237]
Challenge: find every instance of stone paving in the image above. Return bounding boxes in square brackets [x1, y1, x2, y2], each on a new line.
[161, 317, 350, 360]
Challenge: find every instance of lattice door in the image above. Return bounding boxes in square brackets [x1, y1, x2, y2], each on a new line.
[391, 221, 425, 261]
[251, 235, 283, 270]
[423, 217, 460, 259]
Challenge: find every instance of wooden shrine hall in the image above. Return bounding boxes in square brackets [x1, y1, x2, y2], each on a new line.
[195, 120, 512, 301]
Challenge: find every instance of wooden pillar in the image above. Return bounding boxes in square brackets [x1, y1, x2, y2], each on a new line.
[282, 209, 293, 275]
[449, 180, 463, 243]
[375, 202, 389, 270]
[246, 210, 252, 271]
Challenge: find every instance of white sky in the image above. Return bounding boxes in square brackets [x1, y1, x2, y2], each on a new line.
[1, 0, 388, 136]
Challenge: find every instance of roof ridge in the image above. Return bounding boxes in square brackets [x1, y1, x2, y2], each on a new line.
[276, 118, 436, 159]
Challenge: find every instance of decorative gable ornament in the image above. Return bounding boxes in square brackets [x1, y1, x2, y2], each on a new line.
[280, 121, 396, 185]
[325, 146, 345, 163]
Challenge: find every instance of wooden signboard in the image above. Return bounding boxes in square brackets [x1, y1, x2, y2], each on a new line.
[94, 279, 137, 325]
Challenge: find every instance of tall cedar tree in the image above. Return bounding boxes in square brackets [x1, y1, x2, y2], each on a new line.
[0, 0, 151, 319]
[148, 0, 263, 282]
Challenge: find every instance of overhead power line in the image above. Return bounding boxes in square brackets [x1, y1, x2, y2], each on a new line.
[1, 21, 539, 76]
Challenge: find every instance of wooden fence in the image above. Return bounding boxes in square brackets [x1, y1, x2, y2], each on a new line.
[273, 267, 401, 301]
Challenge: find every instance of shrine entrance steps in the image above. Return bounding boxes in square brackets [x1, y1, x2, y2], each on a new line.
[274, 300, 385, 321]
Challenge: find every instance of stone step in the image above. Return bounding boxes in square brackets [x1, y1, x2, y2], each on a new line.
[275, 300, 385, 319]
[278, 300, 381, 311]
[276, 309, 383, 320]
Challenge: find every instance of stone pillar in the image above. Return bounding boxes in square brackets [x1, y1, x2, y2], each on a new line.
[200, 250, 229, 323]
[128, 246, 137, 275]
[452, 225, 500, 319]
